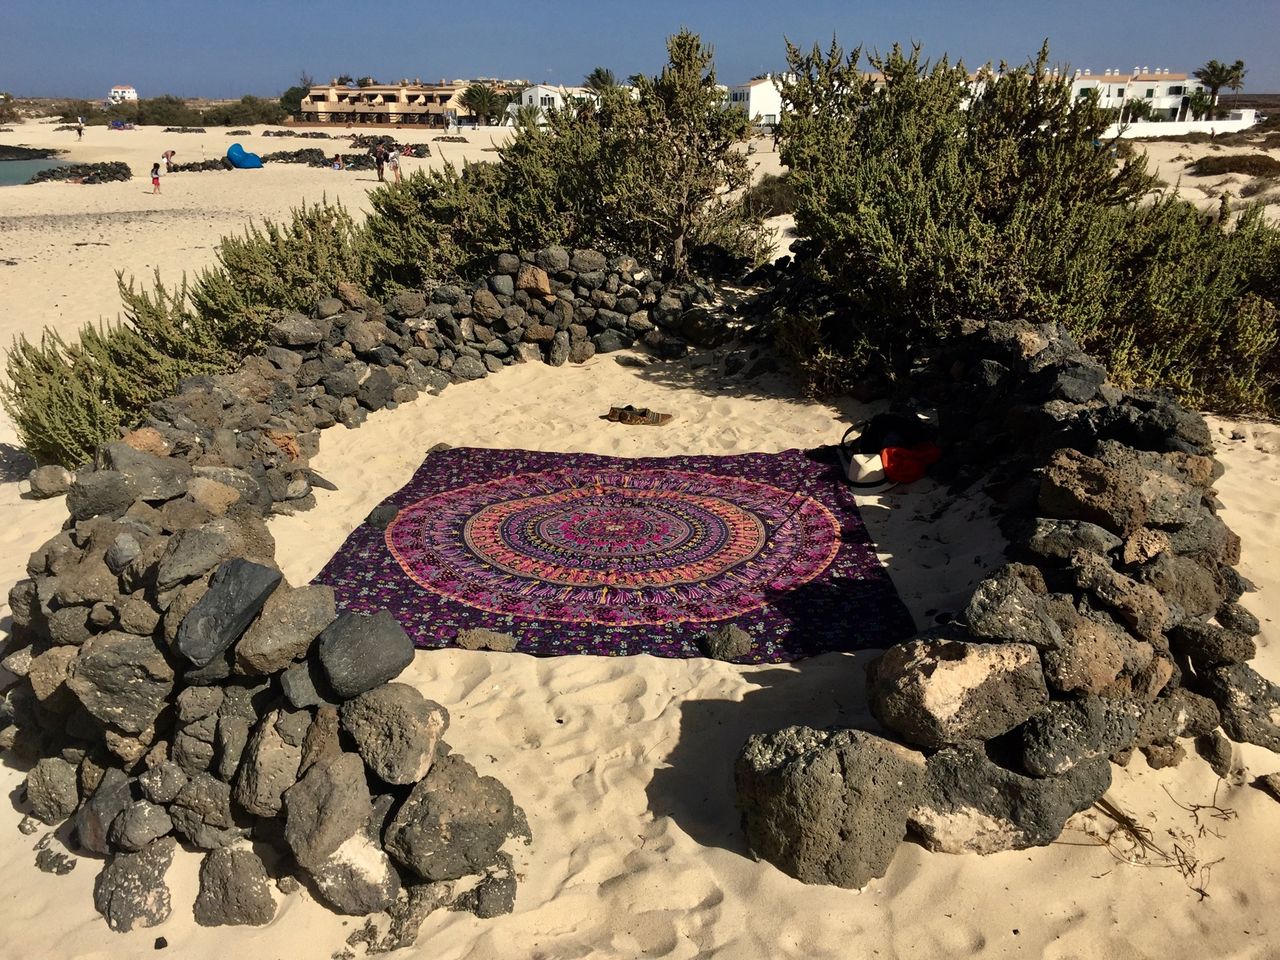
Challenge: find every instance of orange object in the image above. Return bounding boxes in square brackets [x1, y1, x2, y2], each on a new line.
[879, 443, 942, 485]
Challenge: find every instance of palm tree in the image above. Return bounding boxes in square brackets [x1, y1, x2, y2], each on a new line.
[1187, 89, 1213, 121]
[1227, 59, 1247, 107]
[512, 103, 542, 129]
[1193, 59, 1235, 120]
[584, 67, 617, 92]
[460, 83, 507, 126]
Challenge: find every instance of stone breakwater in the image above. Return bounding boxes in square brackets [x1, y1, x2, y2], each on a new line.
[1, 246, 712, 938]
[736, 318, 1276, 888]
[25, 162, 132, 185]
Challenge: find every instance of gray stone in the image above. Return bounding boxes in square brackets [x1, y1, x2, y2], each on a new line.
[1218, 601, 1261, 636]
[699, 624, 755, 660]
[735, 726, 926, 889]
[154, 526, 234, 592]
[451, 355, 486, 381]
[233, 710, 304, 817]
[1168, 618, 1256, 669]
[592, 329, 631, 354]
[1204, 663, 1280, 751]
[309, 831, 402, 916]
[534, 246, 570, 273]
[74, 768, 134, 855]
[216, 714, 252, 781]
[138, 761, 188, 805]
[118, 596, 161, 636]
[1135, 688, 1221, 747]
[910, 744, 1111, 853]
[107, 799, 174, 851]
[1027, 518, 1122, 561]
[281, 658, 339, 708]
[385, 753, 516, 881]
[176, 559, 282, 668]
[193, 845, 277, 927]
[272, 314, 326, 346]
[168, 773, 247, 850]
[454, 628, 518, 652]
[495, 253, 520, 275]
[1019, 697, 1142, 776]
[283, 752, 372, 872]
[357, 367, 395, 410]
[35, 847, 77, 875]
[66, 470, 138, 521]
[67, 632, 174, 735]
[340, 683, 449, 785]
[548, 330, 570, 366]
[488, 274, 515, 298]
[235, 583, 335, 675]
[1136, 554, 1222, 620]
[964, 575, 1063, 649]
[92, 837, 176, 932]
[867, 638, 1049, 748]
[1195, 730, 1240, 781]
[28, 465, 73, 499]
[103, 443, 192, 502]
[570, 249, 607, 273]
[27, 757, 80, 824]
[317, 611, 414, 700]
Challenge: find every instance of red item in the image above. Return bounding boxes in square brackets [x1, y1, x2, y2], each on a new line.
[880, 443, 942, 484]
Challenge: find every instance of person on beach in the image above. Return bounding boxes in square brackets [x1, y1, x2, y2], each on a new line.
[388, 144, 401, 183]
[76, 123, 83, 141]
[332, 153, 344, 170]
[373, 143, 386, 182]
[160, 150, 176, 172]
[151, 162, 161, 194]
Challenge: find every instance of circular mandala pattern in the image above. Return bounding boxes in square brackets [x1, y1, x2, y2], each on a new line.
[385, 467, 841, 626]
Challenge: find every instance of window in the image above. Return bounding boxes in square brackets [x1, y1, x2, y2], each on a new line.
[1145, 88, 1154, 98]
[1115, 87, 1124, 98]
[540, 95, 555, 108]
[763, 114, 777, 125]
[1168, 85, 1183, 95]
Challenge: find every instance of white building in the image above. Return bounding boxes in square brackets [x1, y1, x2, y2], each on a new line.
[107, 85, 138, 104]
[1066, 67, 1205, 120]
[504, 84, 599, 124]
[725, 75, 785, 127]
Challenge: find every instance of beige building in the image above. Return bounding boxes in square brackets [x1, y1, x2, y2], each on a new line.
[299, 80, 472, 126]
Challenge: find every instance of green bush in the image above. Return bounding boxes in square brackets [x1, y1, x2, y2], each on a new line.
[776, 40, 1280, 413]
[362, 29, 767, 285]
[1191, 153, 1280, 178]
[4, 201, 367, 466]
[744, 172, 797, 217]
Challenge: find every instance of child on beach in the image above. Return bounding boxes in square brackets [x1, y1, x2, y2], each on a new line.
[388, 145, 401, 183]
[332, 153, 344, 170]
[151, 162, 161, 194]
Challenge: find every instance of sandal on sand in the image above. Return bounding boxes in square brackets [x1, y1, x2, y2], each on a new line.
[603, 404, 673, 426]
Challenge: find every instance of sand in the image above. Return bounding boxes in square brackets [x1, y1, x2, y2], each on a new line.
[0, 119, 1278, 959]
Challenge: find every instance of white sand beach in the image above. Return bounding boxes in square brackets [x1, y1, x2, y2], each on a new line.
[0, 119, 1278, 959]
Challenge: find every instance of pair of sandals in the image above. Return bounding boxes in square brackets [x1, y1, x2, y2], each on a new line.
[603, 404, 673, 426]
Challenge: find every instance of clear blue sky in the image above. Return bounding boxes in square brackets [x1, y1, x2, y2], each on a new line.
[4, 0, 1277, 98]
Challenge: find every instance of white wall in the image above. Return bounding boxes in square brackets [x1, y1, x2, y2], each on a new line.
[1104, 112, 1258, 139]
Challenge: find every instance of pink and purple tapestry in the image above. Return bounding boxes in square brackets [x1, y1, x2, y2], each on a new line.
[313, 446, 914, 662]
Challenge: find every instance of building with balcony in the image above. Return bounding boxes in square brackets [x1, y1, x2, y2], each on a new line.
[299, 80, 475, 126]
[1066, 67, 1206, 120]
[107, 85, 138, 104]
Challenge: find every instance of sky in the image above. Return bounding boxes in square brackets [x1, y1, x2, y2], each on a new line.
[3, 0, 1277, 99]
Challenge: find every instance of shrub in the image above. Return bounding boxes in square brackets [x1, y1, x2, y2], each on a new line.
[1191, 153, 1280, 178]
[744, 172, 797, 218]
[4, 201, 367, 466]
[361, 29, 767, 284]
[776, 40, 1280, 413]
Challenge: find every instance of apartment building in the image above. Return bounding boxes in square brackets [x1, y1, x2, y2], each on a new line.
[299, 80, 472, 126]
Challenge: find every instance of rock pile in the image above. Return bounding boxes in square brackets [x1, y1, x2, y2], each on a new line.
[162, 127, 206, 134]
[26, 162, 132, 185]
[6, 244, 725, 937]
[263, 130, 334, 139]
[737, 318, 1275, 888]
[171, 159, 234, 173]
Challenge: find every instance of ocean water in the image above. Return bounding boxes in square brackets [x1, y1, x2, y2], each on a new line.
[0, 159, 65, 186]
